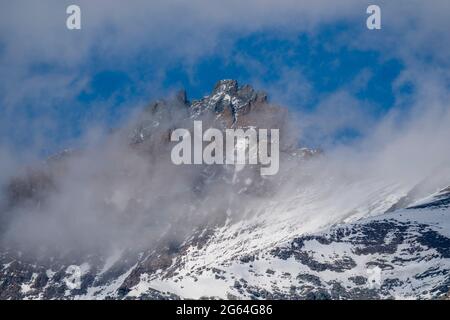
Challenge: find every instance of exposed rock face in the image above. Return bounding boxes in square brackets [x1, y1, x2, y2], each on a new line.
[0, 80, 449, 300]
[130, 79, 288, 149]
[190, 79, 268, 126]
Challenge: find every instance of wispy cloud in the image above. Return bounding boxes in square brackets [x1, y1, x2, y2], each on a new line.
[0, 1, 450, 255]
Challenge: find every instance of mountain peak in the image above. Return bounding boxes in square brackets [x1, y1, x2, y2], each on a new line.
[191, 79, 268, 124]
[212, 79, 238, 96]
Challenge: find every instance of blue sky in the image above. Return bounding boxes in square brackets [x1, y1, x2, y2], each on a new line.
[80, 27, 403, 113]
[0, 0, 449, 158]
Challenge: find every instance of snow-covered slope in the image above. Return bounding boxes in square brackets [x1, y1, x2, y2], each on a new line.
[137, 203, 450, 300]
[1, 185, 449, 300]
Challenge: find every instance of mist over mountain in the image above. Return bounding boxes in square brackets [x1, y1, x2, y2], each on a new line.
[1, 80, 450, 299]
